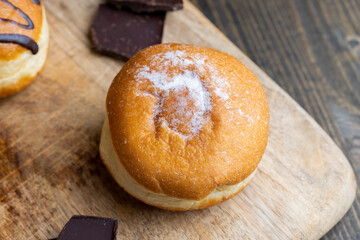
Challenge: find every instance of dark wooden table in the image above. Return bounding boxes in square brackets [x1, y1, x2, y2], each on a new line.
[190, 0, 360, 239]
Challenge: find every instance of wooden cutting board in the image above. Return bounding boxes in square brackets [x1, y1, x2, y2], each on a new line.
[0, 0, 356, 239]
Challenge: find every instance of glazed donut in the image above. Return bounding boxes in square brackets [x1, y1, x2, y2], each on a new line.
[100, 43, 269, 211]
[0, 0, 49, 98]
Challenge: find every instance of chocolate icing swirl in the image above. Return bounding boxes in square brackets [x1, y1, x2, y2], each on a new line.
[30, 0, 40, 5]
[0, 0, 40, 54]
[0, 34, 38, 54]
[0, 0, 34, 29]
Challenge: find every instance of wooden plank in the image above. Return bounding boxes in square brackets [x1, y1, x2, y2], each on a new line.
[0, 0, 356, 239]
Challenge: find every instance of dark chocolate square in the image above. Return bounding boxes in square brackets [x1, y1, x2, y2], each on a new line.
[109, 0, 183, 12]
[90, 4, 165, 60]
[56, 215, 118, 240]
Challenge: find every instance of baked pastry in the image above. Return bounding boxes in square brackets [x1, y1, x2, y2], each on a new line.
[0, 0, 49, 98]
[100, 43, 269, 210]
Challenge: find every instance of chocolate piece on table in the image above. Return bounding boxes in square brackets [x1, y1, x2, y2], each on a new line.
[109, 0, 183, 12]
[55, 215, 118, 240]
[90, 4, 165, 60]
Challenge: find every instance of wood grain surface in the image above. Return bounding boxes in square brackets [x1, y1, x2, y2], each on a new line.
[189, 0, 360, 239]
[0, 0, 356, 239]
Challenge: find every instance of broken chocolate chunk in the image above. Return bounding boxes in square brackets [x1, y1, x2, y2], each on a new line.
[90, 4, 165, 60]
[109, 0, 183, 12]
[55, 215, 118, 240]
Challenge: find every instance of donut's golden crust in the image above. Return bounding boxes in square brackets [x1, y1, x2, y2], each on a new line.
[103, 157, 251, 211]
[0, 2, 48, 98]
[102, 153, 252, 211]
[0, 67, 39, 98]
[105, 43, 269, 204]
[100, 117, 256, 211]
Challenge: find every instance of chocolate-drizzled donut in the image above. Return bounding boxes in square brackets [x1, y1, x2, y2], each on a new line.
[0, 0, 49, 98]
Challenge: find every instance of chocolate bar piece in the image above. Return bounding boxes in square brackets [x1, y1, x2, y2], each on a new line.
[90, 4, 165, 60]
[55, 215, 118, 240]
[109, 0, 183, 12]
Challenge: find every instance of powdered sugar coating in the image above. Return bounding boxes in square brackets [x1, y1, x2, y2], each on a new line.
[135, 50, 230, 138]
